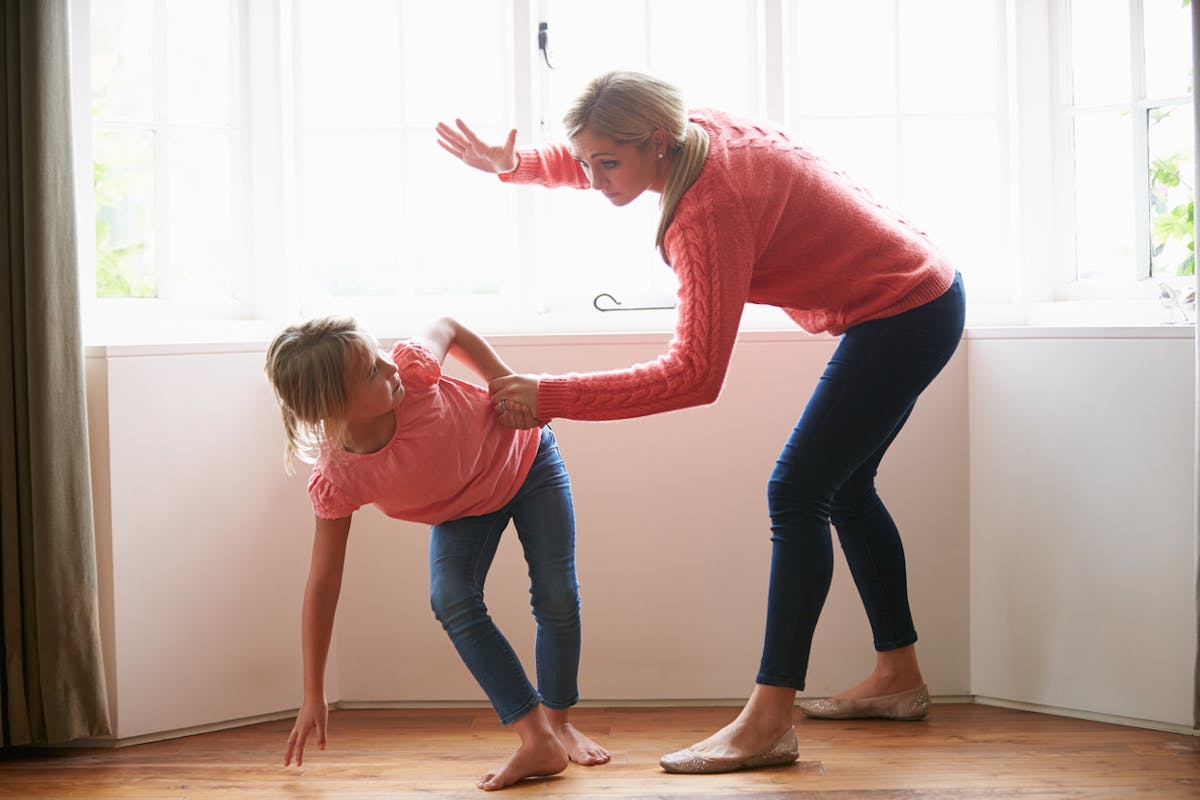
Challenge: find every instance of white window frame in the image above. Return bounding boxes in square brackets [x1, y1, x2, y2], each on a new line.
[1055, 0, 1195, 302]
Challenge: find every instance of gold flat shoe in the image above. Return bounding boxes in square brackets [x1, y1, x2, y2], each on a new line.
[659, 727, 799, 774]
[799, 684, 930, 721]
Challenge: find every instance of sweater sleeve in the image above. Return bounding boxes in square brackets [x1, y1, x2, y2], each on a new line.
[536, 187, 757, 421]
[498, 144, 591, 189]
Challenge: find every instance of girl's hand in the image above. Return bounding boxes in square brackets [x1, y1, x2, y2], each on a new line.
[435, 118, 518, 174]
[284, 696, 328, 767]
[490, 374, 541, 429]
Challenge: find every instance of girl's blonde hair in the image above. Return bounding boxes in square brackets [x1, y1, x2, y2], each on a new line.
[562, 70, 709, 256]
[263, 316, 377, 473]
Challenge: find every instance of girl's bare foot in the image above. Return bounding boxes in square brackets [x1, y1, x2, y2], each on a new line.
[543, 708, 610, 765]
[552, 721, 610, 765]
[477, 706, 568, 791]
[477, 738, 568, 791]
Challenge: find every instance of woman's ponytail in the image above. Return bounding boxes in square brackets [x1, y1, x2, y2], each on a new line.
[656, 121, 708, 256]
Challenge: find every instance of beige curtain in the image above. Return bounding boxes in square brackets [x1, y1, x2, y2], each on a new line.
[1192, 0, 1200, 733]
[0, 0, 111, 745]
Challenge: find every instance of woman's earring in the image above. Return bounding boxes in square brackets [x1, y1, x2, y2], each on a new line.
[657, 152, 664, 160]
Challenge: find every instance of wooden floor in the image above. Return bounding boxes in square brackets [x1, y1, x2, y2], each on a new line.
[0, 704, 1197, 799]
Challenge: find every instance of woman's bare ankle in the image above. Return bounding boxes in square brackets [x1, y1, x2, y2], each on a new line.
[741, 684, 798, 731]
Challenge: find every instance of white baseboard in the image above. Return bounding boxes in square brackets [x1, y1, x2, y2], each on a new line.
[63, 694, 1199, 748]
[971, 694, 1199, 736]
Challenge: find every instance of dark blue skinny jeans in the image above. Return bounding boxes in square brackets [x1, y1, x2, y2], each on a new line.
[429, 426, 581, 724]
[756, 273, 965, 690]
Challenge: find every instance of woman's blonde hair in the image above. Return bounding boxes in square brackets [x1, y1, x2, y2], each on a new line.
[263, 316, 377, 473]
[562, 70, 709, 256]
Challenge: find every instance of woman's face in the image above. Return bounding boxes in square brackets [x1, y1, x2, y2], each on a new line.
[570, 129, 668, 207]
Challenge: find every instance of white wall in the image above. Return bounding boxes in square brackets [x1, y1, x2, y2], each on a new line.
[84, 326, 1196, 740]
[968, 330, 1197, 728]
[87, 343, 317, 739]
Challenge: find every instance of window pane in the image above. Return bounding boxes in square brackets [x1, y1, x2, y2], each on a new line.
[537, 189, 672, 313]
[165, 0, 234, 126]
[898, 0, 998, 114]
[647, 0, 758, 116]
[93, 129, 156, 298]
[91, 0, 153, 121]
[401, 0, 511, 128]
[295, 0, 402, 127]
[1073, 112, 1135, 281]
[541, 0, 648, 137]
[168, 131, 235, 300]
[1143, 0, 1193, 100]
[298, 132, 406, 298]
[901, 116, 1007, 298]
[788, 0, 897, 116]
[1070, 0, 1131, 107]
[1149, 104, 1195, 278]
[406, 133, 514, 295]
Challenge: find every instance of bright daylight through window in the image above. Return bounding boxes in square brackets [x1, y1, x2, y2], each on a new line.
[82, 1, 1195, 330]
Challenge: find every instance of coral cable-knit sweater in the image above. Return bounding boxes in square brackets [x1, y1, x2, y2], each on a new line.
[500, 108, 956, 422]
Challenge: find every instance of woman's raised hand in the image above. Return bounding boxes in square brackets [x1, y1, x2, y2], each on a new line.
[436, 118, 518, 174]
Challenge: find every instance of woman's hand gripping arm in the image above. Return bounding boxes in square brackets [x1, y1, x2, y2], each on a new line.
[284, 514, 352, 767]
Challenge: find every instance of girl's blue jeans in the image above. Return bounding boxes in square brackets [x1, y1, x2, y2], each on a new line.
[756, 272, 966, 690]
[429, 426, 580, 725]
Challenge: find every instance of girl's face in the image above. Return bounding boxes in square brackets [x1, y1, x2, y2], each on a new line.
[570, 128, 669, 207]
[346, 347, 404, 423]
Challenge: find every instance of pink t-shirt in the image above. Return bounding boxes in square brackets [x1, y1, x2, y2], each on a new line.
[307, 340, 540, 525]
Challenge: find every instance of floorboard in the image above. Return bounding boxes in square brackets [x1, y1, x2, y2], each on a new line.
[0, 704, 1196, 798]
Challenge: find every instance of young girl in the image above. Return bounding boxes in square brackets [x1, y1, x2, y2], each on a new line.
[265, 315, 609, 791]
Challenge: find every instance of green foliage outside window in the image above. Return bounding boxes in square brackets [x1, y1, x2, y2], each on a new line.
[1150, 150, 1194, 277]
[93, 158, 152, 298]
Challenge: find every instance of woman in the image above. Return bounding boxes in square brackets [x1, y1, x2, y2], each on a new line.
[436, 71, 964, 775]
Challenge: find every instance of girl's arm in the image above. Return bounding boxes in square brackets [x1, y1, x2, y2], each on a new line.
[420, 317, 514, 384]
[284, 514, 352, 766]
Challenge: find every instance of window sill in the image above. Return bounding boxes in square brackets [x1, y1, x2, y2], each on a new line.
[82, 299, 1195, 358]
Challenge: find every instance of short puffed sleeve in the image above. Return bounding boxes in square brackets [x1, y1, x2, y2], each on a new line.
[307, 470, 359, 520]
[391, 339, 441, 387]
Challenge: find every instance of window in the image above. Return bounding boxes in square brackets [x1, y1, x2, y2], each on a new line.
[288, 1, 517, 316]
[78, 1, 1197, 332]
[785, 0, 1010, 303]
[89, 0, 245, 317]
[1066, 0, 1194, 292]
